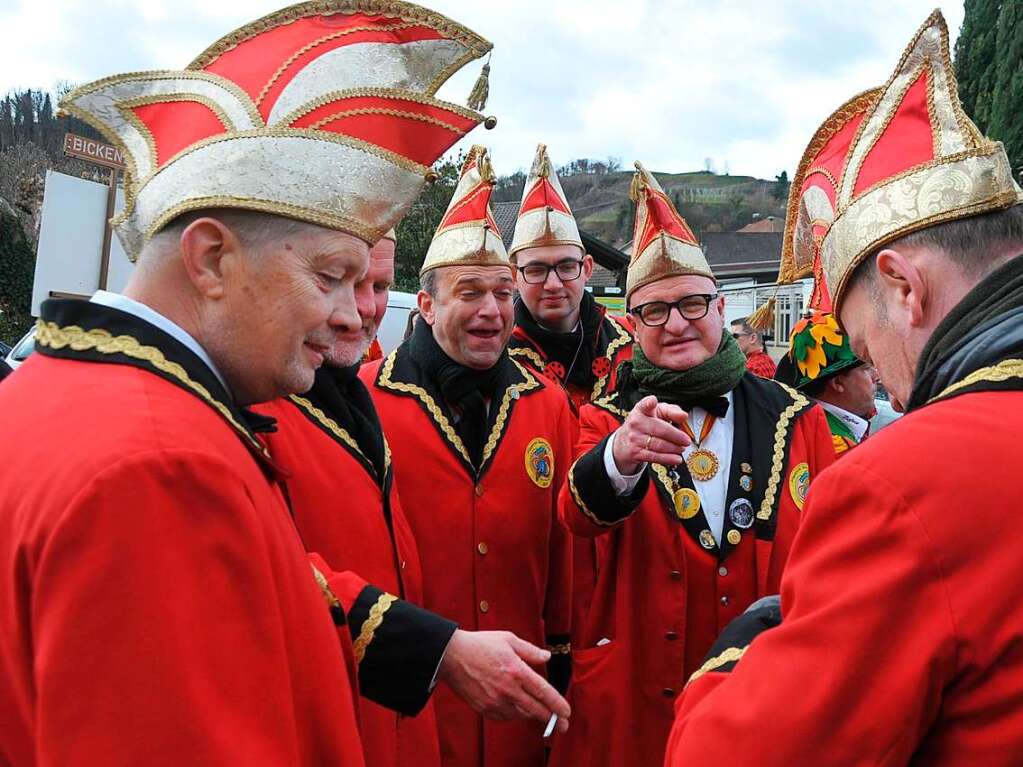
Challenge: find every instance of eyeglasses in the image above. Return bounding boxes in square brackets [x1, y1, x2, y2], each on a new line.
[731, 331, 752, 339]
[630, 293, 718, 327]
[518, 259, 584, 285]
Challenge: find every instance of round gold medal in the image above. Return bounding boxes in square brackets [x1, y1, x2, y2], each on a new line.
[687, 448, 720, 482]
[673, 487, 701, 520]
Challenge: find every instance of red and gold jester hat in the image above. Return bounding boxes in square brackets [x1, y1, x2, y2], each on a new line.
[815, 9, 1023, 313]
[508, 143, 583, 260]
[626, 161, 714, 304]
[59, 0, 495, 259]
[420, 145, 508, 275]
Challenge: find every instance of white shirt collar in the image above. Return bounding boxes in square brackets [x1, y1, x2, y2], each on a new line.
[90, 290, 230, 394]
[816, 399, 870, 442]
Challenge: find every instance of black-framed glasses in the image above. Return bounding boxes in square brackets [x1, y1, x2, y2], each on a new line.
[518, 259, 584, 285]
[630, 293, 718, 327]
[731, 331, 752, 339]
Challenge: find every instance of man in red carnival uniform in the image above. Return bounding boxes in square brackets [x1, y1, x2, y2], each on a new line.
[0, 3, 497, 764]
[666, 12, 1023, 765]
[507, 144, 633, 414]
[257, 224, 570, 767]
[730, 318, 777, 378]
[363, 146, 575, 767]
[553, 163, 834, 767]
[506, 143, 634, 646]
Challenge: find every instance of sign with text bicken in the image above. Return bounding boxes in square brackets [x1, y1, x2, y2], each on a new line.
[63, 132, 126, 170]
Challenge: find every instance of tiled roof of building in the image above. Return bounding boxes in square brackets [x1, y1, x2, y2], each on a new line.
[700, 232, 782, 279]
[737, 216, 785, 233]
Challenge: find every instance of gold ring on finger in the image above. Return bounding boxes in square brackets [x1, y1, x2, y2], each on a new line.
[645, 434, 653, 450]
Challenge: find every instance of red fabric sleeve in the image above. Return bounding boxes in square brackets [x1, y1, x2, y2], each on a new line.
[31, 451, 359, 766]
[558, 405, 628, 539]
[664, 461, 956, 767]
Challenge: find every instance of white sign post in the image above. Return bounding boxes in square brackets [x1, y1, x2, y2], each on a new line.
[32, 170, 133, 315]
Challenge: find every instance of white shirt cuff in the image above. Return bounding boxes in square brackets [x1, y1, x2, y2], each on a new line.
[604, 431, 646, 495]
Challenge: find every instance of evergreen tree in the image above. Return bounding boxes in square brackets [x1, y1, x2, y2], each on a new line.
[955, 0, 1022, 179]
[392, 154, 462, 292]
[988, 0, 1023, 179]
[0, 210, 36, 344]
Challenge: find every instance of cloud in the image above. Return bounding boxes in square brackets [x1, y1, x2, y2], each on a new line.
[0, 0, 965, 179]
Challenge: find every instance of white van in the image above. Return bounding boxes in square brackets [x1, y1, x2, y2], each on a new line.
[375, 291, 417, 355]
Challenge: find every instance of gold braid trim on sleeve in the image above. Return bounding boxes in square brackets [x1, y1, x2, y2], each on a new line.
[686, 646, 747, 687]
[546, 643, 571, 655]
[353, 592, 399, 664]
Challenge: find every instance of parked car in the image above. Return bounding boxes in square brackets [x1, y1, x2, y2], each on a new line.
[870, 384, 902, 432]
[4, 327, 35, 371]
[375, 291, 417, 355]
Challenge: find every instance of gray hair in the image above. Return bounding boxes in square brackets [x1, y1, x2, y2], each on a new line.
[849, 203, 1023, 300]
[420, 268, 439, 297]
[140, 208, 326, 261]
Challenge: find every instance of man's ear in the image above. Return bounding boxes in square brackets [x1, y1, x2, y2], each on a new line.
[827, 375, 846, 396]
[875, 247, 926, 327]
[178, 217, 243, 300]
[417, 290, 436, 325]
[581, 253, 595, 282]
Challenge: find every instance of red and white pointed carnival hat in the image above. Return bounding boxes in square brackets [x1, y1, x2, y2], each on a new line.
[813, 9, 1023, 312]
[59, 0, 494, 259]
[420, 145, 508, 276]
[626, 162, 713, 303]
[508, 143, 582, 260]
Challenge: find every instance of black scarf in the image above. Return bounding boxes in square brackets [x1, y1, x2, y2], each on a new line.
[407, 319, 508, 467]
[308, 363, 387, 479]
[514, 291, 605, 388]
[907, 254, 1023, 410]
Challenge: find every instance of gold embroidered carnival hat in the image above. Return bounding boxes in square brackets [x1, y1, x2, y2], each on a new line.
[814, 9, 1023, 313]
[626, 161, 714, 303]
[508, 143, 583, 260]
[420, 144, 509, 275]
[59, 0, 494, 260]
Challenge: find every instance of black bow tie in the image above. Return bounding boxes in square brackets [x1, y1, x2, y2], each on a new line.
[680, 397, 730, 418]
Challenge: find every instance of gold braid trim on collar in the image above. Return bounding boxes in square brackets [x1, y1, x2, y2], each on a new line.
[377, 351, 539, 472]
[591, 319, 632, 402]
[36, 320, 268, 457]
[289, 394, 392, 475]
[757, 383, 810, 522]
[929, 358, 1023, 402]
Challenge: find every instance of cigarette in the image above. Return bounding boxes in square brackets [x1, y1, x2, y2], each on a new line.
[543, 712, 558, 738]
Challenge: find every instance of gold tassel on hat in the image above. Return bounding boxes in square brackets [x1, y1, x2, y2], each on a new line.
[467, 59, 490, 112]
[747, 296, 776, 332]
[478, 150, 495, 182]
[629, 164, 646, 203]
[537, 144, 552, 178]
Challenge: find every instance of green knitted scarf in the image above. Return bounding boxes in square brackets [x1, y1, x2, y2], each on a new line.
[629, 330, 747, 406]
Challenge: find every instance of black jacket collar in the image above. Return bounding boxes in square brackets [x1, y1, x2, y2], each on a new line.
[35, 298, 279, 472]
[592, 372, 811, 556]
[374, 339, 543, 479]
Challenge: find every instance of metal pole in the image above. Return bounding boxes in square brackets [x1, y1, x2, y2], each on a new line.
[98, 168, 118, 291]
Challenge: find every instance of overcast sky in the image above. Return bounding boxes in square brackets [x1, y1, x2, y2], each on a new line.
[0, 0, 965, 179]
